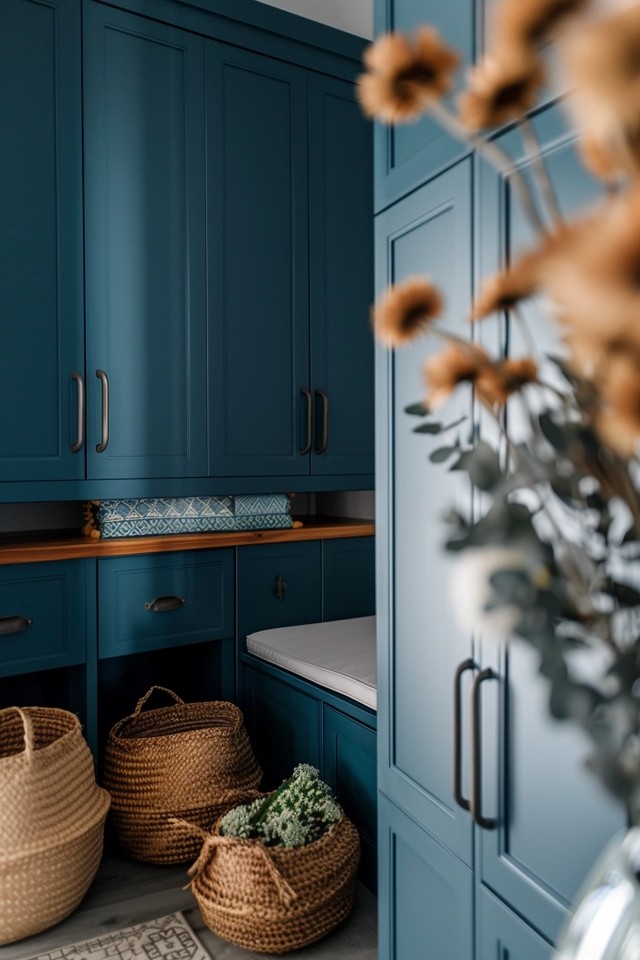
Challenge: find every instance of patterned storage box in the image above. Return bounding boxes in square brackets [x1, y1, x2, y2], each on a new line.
[84, 495, 293, 539]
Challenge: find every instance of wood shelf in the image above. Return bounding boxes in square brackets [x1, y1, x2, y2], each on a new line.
[0, 516, 374, 565]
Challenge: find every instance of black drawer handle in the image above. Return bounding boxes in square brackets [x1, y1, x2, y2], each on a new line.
[144, 595, 186, 612]
[275, 574, 288, 601]
[0, 615, 33, 636]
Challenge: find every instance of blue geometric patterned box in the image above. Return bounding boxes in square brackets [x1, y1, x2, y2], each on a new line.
[90, 495, 293, 539]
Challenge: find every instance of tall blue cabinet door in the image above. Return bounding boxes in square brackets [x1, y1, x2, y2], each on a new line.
[0, 0, 84, 482]
[376, 160, 474, 865]
[206, 43, 310, 478]
[83, 3, 207, 479]
[308, 75, 374, 477]
[373, 0, 473, 211]
[378, 794, 473, 960]
[476, 106, 625, 945]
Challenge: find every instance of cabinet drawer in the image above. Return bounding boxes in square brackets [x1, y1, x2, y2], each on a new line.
[98, 550, 233, 658]
[0, 561, 89, 675]
[237, 541, 322, 640]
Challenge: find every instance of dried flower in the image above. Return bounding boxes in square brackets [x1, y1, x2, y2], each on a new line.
[357, 28, 460, 124]
[458, 50, 546, 130]
[423, 340, 491, 409]
[476, 357, 539, 406]
[472, 249, 547, 319]
[373, 276, 444, 347]
[562, 4, 640, 180]
[492, 0, 590, 50]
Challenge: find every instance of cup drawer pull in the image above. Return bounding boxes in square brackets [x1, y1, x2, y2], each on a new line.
[0, 615, 33, 636]
[144, 595, 186, 613]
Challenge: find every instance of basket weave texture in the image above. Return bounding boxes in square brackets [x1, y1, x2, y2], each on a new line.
[103, 687, 262, 864]
[187, 812, 360, 954]
[0, 706, 110, 945]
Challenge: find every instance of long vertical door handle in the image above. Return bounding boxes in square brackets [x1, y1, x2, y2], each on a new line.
[315, 389, 329, 454]
[471, 667, 497, 829]
[300, 388, 313, 455]
[96, 369, 109, 453]
[70, 371, 84, 452]
[453, 657, 475, 811]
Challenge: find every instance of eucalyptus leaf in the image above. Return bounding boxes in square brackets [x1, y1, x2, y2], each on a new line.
[413, 422, 445, 434]
[429, 446, 457, 463]
[404, 401, 429, 416]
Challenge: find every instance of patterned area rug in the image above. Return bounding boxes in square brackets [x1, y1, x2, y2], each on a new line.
[24, 913, 213, 960]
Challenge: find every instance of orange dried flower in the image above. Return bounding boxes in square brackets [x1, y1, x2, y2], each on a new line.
[563, 5, 640, 180]
[372, 276, 444, 348]
[423, 341, 491, 409]
[458, 50, 545, 130]
[472, 249, 546, 320]
[476, 358, 539, 406]
[357, 28, 460, 124]
[492, 0, 590, 49]
[591, 347, 640, 457]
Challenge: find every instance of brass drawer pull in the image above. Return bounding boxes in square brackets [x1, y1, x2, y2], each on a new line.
[0, 615, 33, 636]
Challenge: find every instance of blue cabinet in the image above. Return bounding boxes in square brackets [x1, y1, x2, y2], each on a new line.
[375, 107, 624, 958]
[83, 3, 208, 480]
[373, 0, 473, 211]
[206, 44, 373, 480]
[0, 0, 84, 482]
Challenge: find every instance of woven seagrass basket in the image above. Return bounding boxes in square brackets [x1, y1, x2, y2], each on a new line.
[0, 706, 111, 945]
[103, 687, 262, 864]
[186, 811, 360, 954]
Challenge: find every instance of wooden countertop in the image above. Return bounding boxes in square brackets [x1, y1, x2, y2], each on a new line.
[0, 516, 375, 565]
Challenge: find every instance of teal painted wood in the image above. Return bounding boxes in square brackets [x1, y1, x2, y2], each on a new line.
[308, 74, 374, 477]
[0, 0, 84, 482]
[373, 0, 473, 212]
[0, 560, 89, 676]
[475, 104, 625, 945]
[206, 42, 310, 478]
[478, 887, 553, 960]
[378, 794, 474, 960]
[236, 541, 322, 641]
[323, 704, 377, 890]
[98, 549, 234, 658]
[322, 536, 375, 621]
[375, 161, 474, 866]
[240, 659, 321, 787]
[83, 2, 207, 479]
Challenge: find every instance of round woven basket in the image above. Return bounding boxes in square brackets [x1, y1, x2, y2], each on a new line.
[103, 687, 262, 864]
[0, 706, 110, 945]
[188, 813, 360, 954]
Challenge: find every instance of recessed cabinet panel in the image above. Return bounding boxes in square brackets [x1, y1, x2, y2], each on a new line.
[376, 161, 474, 865]
[98, 550, 234, 658]
[478, 887, 552, 960]
[0, 0, 83, 481]
[373, 0, 473, 210]
[0, 561, 88, 675]
[237, 541, 322, 640]
[207, 44, 309, 477]
[322, 536, 375, 621]
[84, 3, 207, 479]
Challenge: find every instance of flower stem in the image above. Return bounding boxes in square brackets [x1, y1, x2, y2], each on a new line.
[519, 117, 564, 229]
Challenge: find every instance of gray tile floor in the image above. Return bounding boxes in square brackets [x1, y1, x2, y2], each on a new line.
[2, 854, 377, 960]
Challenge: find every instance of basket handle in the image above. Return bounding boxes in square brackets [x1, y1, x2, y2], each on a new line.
[1, 706, 35, 758]
[133, 686, 185, 716]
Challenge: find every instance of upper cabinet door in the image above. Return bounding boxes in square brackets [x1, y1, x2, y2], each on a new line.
[83, 3, 207, 479]
[206, 43, 310, 478]
[0, 0, 84, 481]
[308, 75, 374, 478]
[376, 160, 475, 866]
[373, 0, 473, 211]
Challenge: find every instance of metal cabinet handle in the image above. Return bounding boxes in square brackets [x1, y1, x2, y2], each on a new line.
[300, 388, 313, 455]
[70, 371, 84, 452]
[275, 574, 288, 601]
[95, 369, 110, 453]
[453, 657, 475, 812]
[0, 615, 33, 636]
[315, 389, 329, 454]
[471, 667, 498, 829]
[144, 595, 186, 612]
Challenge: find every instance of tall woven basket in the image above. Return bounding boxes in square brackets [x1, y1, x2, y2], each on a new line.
[0, 706, 111, 945]
[103, 687, 262, 864]
[187, 812, 360, 954]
